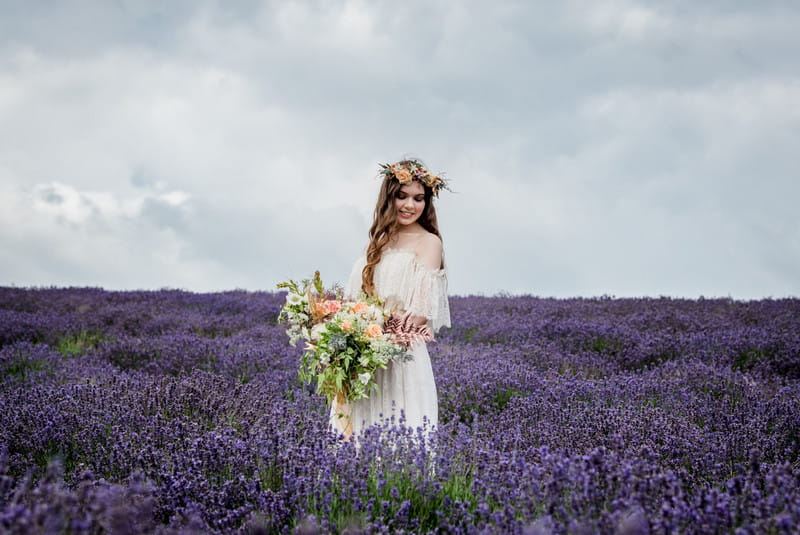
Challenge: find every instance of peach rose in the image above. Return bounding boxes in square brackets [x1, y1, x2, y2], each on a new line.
[341, 319, 353, 332]
[364, 324, 383, 338]
[351, 302, 369, 315]
[394, 168, 412, 184]
[324, 300, 341, 314]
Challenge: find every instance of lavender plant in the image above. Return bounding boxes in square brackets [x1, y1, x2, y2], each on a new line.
[1, 287, 798, 533]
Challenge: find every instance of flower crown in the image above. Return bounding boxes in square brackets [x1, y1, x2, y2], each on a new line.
[379, 160, 450, 197]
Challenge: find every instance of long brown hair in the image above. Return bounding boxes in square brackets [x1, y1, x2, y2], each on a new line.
[361, 160, 442, 296]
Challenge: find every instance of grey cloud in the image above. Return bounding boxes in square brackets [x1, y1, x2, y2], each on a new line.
[130, 167, 158, 189]
[39, 186, 64, 205]
[1, 1, 798, 297]
[139, 198, 187, 231]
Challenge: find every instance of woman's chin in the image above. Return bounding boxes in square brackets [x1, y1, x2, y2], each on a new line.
[397, 216, 419, 226]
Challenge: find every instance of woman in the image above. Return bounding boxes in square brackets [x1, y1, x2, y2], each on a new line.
[330, 158, 451, 438]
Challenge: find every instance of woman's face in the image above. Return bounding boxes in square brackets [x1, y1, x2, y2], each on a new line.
[394, 180, 426, 227]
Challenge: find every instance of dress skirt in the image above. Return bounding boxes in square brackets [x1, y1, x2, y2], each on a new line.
[329, 341, 438, 437]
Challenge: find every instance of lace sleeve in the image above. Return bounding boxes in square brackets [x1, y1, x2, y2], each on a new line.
[350, 248, 451, 333]
[405, 261, 451, 333]
[379, 251, 449, 334]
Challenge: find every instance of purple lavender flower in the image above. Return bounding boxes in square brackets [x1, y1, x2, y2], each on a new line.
[0, 287, 798, 533]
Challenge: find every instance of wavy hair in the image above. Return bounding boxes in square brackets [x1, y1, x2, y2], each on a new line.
[361, 160, 442, 296]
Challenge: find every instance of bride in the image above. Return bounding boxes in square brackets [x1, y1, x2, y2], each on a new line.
[330, 158, 451, 438]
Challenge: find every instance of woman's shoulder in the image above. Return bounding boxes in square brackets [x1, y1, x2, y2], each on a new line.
[416, 231, 442, 252]
[415, 231, 443, 271]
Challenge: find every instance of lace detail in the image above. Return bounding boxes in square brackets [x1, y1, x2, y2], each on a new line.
[344, 247, 451, 334]
[336, 246, 447, 437]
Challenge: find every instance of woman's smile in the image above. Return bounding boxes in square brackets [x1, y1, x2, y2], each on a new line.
[395, 181, 425, 226]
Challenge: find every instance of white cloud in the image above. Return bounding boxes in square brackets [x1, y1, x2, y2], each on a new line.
[576, 2, 673, 40]
[0, 1, 798, 298]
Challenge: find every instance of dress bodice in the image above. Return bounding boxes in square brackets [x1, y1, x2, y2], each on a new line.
[345, 248, 451, 333]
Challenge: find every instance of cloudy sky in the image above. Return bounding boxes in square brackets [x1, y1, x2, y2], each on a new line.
[1, 1, 798, 299]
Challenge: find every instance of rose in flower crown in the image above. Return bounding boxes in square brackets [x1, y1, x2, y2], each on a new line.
[379, 159, 450, 197]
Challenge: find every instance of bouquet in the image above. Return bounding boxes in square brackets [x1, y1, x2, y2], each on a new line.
[277, 271, 430, 408]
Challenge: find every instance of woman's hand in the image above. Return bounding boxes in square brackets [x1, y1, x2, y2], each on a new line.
[384, 311, 434, 348]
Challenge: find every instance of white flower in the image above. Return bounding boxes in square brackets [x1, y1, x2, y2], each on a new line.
[358, 372, 371, 385]
[364, 306, 383, 322]
[287, 293, 304, 306]
[310, 323, 326, 340]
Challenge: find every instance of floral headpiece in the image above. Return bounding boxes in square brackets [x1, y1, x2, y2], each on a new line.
[379, 160, 450, 197]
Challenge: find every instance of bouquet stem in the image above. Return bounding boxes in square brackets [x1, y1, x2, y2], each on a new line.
[331, 391, 353, 441]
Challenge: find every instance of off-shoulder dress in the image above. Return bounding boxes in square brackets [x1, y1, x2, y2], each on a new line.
[329, 246, 451, 436]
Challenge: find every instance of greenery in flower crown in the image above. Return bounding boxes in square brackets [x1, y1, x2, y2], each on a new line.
[379, 159, 450, 197]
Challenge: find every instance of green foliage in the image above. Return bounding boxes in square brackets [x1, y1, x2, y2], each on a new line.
[732, 347, 772, 372]
[491, 388, 521, 411]
[33, 446, 78, 476]
[446, 386, 523, 427]
[464, 326, 479, 343]
[2, 356, 48, 381]
[305, 461, 478, 533]
[56, 330, 105, 356]
[368, 469, 476, 532]
[590, 335, 623, 355]
[258, 459, 284, 492]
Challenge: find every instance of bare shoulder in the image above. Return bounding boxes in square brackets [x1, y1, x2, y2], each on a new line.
[416, 232, 443, 271]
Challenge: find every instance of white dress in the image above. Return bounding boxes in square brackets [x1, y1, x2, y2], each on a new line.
[329, 247, 451, 437]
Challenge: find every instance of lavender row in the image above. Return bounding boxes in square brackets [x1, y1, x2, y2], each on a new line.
[442, 296, 800, 378]
[1, 287, 798, 533]
[3, 291, 797, 379]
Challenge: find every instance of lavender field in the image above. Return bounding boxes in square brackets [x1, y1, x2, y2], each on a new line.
[1, 287, 799, 534]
